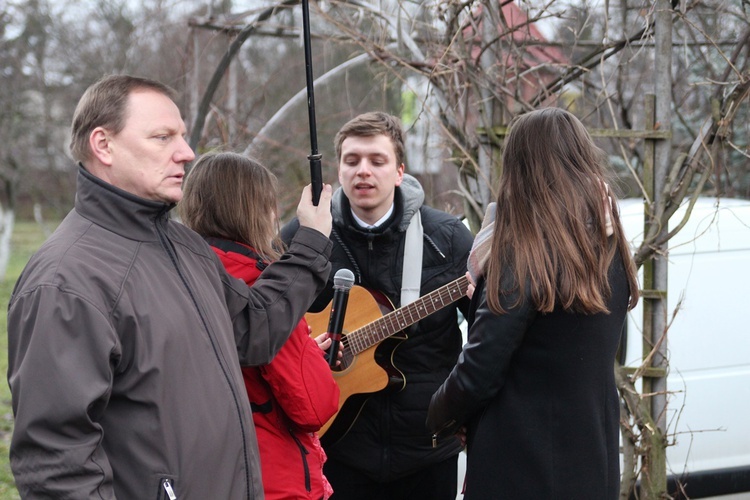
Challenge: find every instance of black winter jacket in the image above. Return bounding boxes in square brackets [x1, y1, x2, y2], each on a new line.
[427, 250, 630, 499]
[282, 175, 473, 481]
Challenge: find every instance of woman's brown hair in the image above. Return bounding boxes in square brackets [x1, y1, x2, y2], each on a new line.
[485, 108, 639, 315]
[180, 151, 283, 261]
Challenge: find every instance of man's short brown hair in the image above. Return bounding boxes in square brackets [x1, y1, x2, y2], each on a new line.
[69, 75, 176, 163]
[334, 112, 406, 166]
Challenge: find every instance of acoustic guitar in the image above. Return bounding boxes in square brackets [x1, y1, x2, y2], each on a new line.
[305, 275, 469, 445]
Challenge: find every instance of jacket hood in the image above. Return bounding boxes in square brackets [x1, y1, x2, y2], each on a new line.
[332, 173, 424, 232]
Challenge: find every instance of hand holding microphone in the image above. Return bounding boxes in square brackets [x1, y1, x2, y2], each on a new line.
[313, 330, 343, 366]
[326, 269, 355, 368]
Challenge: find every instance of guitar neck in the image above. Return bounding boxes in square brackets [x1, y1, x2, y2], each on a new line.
[347, 275, 469, 355]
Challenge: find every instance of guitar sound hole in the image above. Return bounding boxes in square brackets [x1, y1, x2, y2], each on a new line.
[334, 349, 355, 371]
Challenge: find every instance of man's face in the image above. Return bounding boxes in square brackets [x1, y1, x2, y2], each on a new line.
[102, 90, 195, 204]
[338, 134, 404, 224]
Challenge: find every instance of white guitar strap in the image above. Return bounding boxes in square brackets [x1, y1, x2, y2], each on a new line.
[401, 210, 423, 306]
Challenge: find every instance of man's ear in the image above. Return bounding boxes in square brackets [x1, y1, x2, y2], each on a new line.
[89, 127, 113, 166]
[395, 162, 405, 186]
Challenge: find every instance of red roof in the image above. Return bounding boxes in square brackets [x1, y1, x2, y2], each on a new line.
[466, 1, 568, 80]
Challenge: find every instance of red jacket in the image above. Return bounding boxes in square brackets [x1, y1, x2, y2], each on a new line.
[210, 239, 339, 500]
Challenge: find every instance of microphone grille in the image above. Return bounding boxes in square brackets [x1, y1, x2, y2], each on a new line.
[333, 268, 355, 290]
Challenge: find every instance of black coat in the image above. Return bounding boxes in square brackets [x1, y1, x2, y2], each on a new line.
[282, 175, 474, 481]
[427, 250, 630, 499]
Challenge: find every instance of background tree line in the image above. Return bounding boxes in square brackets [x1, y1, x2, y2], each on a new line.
[1, 0, 748, 497]
[1, 0, 747, 219]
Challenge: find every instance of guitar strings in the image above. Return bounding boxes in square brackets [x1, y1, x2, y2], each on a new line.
[341, 276, 468, 356]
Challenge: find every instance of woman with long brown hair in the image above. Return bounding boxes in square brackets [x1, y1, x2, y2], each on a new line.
[427, 108, 639, 499]
[180, 151, 340, 500]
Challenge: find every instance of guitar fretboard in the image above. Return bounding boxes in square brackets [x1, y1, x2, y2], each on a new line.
[345, 275, 469, 355]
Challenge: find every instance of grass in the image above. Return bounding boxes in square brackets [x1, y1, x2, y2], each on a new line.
[0, 220, 56, 499]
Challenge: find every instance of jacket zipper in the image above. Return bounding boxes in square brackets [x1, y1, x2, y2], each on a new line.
[153, 214, 252, 499]
[431, 419, 457, 448]
[382, 396, 391, 478]
[161, 478, 177, 500]
[288, 428, 312, 492]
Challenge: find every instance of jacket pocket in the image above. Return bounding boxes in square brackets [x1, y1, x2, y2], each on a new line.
[288, 429, 312, 492]
[431, 418, 458, 448]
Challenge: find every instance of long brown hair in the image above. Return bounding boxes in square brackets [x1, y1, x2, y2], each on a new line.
[485, 108, 639, 315]
[179, 151, 283, 261]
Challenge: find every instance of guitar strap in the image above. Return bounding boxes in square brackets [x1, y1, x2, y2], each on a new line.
[401, 209, 423, 306]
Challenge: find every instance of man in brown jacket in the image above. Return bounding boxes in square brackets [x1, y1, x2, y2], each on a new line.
[7, 74, 333, 499]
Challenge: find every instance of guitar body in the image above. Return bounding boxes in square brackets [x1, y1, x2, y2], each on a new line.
[305, 286, 406, 445]
[306, 275, 469, 445]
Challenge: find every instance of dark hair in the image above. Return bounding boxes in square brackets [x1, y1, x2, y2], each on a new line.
[180, 151, 283, 261]
[485, 107, 639, 314]
[334, 112, 406, 166]
[69, 75, 176, 163]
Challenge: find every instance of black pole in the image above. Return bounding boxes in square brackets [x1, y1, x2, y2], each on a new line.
[301, 0, 323, 205]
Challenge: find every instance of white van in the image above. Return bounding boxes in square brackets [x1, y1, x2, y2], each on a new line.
[618, 197, 750, 498]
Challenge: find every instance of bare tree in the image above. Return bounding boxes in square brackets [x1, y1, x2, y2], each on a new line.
[1, 0, 747, 495]
[206, 0, 747, 497]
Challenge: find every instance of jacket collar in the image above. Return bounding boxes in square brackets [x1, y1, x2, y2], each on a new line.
[74, 164, 174, 242]
[332, 173, 425, 233]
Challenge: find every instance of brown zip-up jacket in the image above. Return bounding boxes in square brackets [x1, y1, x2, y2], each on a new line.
[7, 167, 332, 499]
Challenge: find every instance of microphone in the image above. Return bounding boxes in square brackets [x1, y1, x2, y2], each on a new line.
[326, 268, 355, 368]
